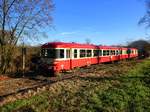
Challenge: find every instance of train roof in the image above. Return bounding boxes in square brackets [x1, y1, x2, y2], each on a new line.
[42, 42, 96, 49]
[41, 42, 133, 50]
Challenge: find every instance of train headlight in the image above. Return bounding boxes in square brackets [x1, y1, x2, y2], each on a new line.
[48, 66, 53, 69]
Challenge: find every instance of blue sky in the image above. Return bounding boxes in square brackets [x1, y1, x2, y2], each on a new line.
[38, 0, 148, 45]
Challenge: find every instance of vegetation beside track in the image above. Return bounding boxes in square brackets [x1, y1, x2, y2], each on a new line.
[1, 59, 150, 112]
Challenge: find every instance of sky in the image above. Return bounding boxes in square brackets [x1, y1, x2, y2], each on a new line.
[35, 0, 148, 46]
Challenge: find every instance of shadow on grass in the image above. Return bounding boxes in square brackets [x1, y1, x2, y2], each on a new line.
[7, 70, 55, 78]
[14, 106, 35, 112]
[78, 75, 150, 82]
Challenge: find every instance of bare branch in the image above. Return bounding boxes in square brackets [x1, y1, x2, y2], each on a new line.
[0, 0, 54, 73]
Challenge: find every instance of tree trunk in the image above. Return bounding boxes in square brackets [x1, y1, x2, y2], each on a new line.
[0, 45, 13, 74]
[0, 46, 6, 73]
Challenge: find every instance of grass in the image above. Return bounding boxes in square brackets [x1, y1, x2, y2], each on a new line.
[1, 59, 150, 112]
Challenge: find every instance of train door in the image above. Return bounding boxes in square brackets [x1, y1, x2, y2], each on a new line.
[70, 48, 73, 69]
[66, 49, 72, 70]
[99, 49, 102, 63]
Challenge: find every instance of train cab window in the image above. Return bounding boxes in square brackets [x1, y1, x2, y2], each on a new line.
[41, 49, 47, 57]
[93, 50, 99, 56]
[80, 50, 86, 58]
[66, 49, 70, 58]
[41, 49, 65, 59]
[47, 49, 56, 58]
[41, 49, 56, 58]
[87, 50, 92, 57]
[99, 50, 102, 56]
[45, 49, 48, 56]
[74, 49, 78, 58]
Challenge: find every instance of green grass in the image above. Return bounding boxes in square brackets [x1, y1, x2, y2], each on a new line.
[1, 59, 150, 112]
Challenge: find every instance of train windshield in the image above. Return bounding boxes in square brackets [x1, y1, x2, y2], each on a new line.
[41, 48, 64, 59]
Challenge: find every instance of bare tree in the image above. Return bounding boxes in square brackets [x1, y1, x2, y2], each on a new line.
[85, 38, 91, 44]
[0, 0, 54, 73]
[139, 0, 150, 28]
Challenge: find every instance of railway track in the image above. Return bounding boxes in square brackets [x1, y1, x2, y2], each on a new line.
[0, 73, 76, 98]
[0, 60, 138, 106]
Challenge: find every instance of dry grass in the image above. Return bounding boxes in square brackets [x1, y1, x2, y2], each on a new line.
[1, 59, 150, 112]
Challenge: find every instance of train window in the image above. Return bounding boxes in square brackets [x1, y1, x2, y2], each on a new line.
[127, 49, 131, 54]
[87, 50, 92, 57]
[93, 50, 99, 56]
[110, 50, 113, 55]
[112, 50, 115, 55]
[118, 50, 120, 55]
[122, 50, 125, 54]
[74, 49, 78, 58]
[80, 50, 86, 58]
[99, 50, 102, 56]
[60, 49, 64, 58]
[120, 50, 122, 54]
[116, 50, 119, 55]
[57, 49, 64, 58]
[103, 50, 107, 56]
[123, 50, 127, 54]
[106, 50, 109, 55]
[66, 49, 70, 58]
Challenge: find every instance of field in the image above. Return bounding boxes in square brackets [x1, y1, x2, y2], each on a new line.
[0, 59, 150, 112]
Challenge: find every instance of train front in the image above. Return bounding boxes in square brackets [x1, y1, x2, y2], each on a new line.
[40, 43, 61, 74]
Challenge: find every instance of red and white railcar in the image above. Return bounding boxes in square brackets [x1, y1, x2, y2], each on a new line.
[41, 42, 138, 74]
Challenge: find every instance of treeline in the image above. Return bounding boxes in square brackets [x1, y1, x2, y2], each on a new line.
[0, 45, 40, 74]
[0, 39, 149, 75]
[128, 39, 150, 58]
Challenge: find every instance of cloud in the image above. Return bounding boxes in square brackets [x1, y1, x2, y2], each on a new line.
[60, 31, 76, 35]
